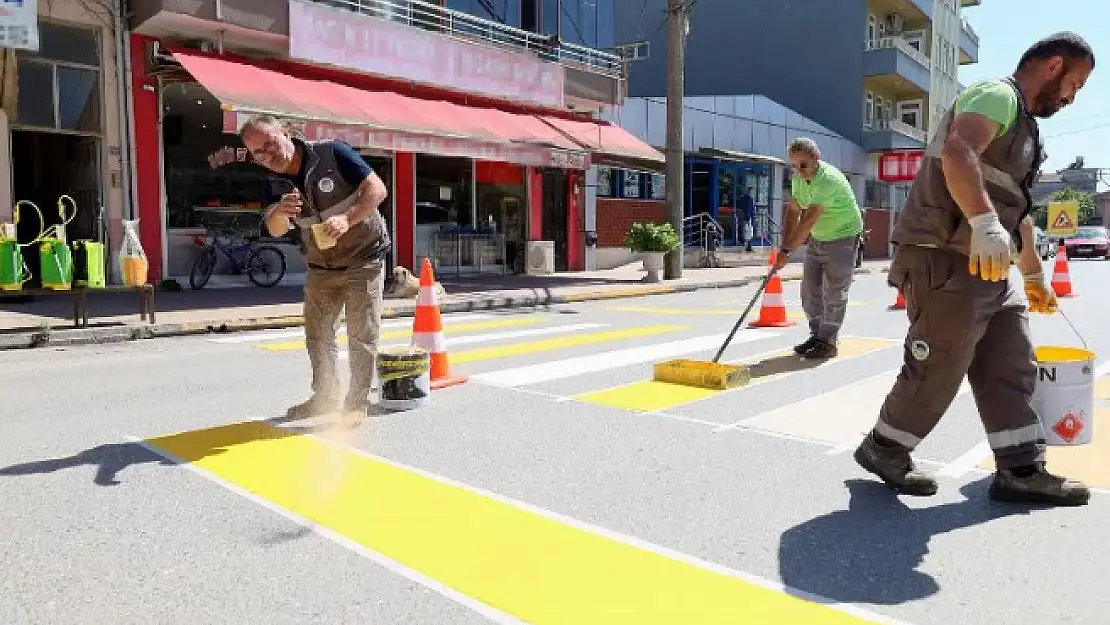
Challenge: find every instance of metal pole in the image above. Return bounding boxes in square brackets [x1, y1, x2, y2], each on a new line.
[663, 0, 685, 280]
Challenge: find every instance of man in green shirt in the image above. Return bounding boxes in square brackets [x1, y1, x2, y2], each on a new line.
[776, 137, 864, 359]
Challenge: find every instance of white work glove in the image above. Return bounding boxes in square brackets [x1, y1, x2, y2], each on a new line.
[967, 212, 1013, 282]
[1023, 269, 1058, 314]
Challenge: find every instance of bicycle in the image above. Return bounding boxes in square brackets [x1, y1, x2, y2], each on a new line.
[189, 229, 287, 290]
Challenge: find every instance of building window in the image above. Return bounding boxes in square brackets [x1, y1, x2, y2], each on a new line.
[903, 29, 924, 52]
[865, 91, 874, 128]
[867, 14, 877, 46]
[898, 99, 923, 129]
[649, 174, 665, 200]
[14, 21, 102, 134]
[622, 171, 642, 198]
[596, 166, 614, 197]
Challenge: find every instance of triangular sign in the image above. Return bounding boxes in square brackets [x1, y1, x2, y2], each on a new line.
[1052, 210, 1074, 230]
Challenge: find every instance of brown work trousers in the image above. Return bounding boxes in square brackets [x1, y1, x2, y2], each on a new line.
[303, 261, 385, 410]
[874, 245, 1047, 470]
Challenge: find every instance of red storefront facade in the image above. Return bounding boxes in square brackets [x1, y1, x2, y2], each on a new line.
[126, 0, 662, 284]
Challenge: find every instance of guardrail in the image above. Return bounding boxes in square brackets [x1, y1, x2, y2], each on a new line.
[313, 0, 624, 78]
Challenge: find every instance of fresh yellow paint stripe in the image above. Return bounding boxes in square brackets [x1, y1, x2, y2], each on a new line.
[449, 325, 685, 364]
[260, 317, 543, 352]
[146, 421, 883, 624]
[981, 408, 1110, 491]
[576, 337, 897, 412]
[1096, 376, 1110, 400]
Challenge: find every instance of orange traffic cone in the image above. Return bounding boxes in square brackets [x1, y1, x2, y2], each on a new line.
[411, 258, 467, 390]
[888, 289, 906, 311]
[1051, 243, 1075, 298]
[748, 250, 797, 328]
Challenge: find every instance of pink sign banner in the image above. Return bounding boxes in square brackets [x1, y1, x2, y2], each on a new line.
[288, 0, 565, 109]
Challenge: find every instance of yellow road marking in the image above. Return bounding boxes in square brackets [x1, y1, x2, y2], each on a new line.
[576, 337, 897, 413]
[609, 306, 802, 320]
[1096, 376, 1110, 400]
[982, 407, 1110, 490]
[259, 317, 543, 352]
[145, 421, 885, 624]
[449, 324, 685, 364]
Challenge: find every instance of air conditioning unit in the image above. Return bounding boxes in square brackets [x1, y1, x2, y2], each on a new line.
[525, 241, 555, 275]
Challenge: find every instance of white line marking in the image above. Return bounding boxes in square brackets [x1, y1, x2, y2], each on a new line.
[173, 424, 914, 625]
[208, 313, 494, 344]
[470, 329, 781, 387]
[337, 323, 610, 360]
[936, 441, 991, 479]
[125, 435, 527, 625]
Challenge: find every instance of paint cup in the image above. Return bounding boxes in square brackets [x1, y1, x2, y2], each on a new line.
[1033, 345, 1096, 446]
[311, 223, 338, 250]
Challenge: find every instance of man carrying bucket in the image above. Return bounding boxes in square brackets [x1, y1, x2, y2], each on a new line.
[775, 137, 864, 359]
[242, 115, 391, 422]
[854, 33, 1095, 506]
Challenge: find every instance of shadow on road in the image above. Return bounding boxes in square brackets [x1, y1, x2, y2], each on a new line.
[777, 477, 1047, 606]
[0, 441, 224, 486]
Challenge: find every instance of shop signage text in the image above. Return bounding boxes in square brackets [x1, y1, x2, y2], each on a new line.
[878, 150, 924, 183]
[288, 0, 565, 109]
[208, 146, 252, 169]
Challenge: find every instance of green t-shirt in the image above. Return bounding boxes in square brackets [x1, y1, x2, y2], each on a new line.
[790, 160, 863, 242]
[953, 79, 1019, 138]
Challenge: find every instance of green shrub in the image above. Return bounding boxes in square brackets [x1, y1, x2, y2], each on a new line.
[624, 221, 681, 253]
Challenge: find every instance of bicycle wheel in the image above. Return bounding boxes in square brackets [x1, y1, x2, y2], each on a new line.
[189, 247, 218, 290]
[246, 245, 287, 287]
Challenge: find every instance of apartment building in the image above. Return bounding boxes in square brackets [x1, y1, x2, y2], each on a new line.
[613, 0, 981, 257]
[125, 0, 662, 283]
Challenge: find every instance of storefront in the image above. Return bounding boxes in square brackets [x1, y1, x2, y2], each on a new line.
[128, 37, 659, 284]
[686, 149, 781, 248]
[0, 3, 128, 287]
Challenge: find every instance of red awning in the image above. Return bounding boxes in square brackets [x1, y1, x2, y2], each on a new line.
[538, 115, 664, 167]
[169, 49, 589, 169]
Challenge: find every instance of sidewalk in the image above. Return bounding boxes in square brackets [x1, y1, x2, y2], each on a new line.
[0, 259, 889, 349]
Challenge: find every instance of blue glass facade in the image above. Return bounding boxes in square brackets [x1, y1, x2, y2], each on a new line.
[444, 0, 614, 50]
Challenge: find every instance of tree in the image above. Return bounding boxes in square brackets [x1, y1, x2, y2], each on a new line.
[1032, 188, 1098, 230]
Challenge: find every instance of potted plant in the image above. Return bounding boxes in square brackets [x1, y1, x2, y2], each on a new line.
[625, 221, 681, 283]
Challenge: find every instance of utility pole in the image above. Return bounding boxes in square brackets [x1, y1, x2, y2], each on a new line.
[663, 0, 686, 280]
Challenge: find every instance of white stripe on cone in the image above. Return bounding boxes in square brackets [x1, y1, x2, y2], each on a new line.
[412, 330, 446, 354]
[417, 287, 439, 307]
[761, 293, 785, 307]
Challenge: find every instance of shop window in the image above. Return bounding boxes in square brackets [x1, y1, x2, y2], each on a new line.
[648, 174, 665, 200]
[416, 155, 473, 261]
[161, 82, 271, 232]
[621, 171, 642, 198]
[22, 21, 100, 66]
[541, 0, 559, 36]
[596, 167, 614, 197]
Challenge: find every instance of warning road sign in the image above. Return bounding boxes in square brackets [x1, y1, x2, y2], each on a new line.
[1047, 201, 1079, 237]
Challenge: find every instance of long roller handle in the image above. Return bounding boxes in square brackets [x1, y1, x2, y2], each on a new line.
[712, 266, 778, 363]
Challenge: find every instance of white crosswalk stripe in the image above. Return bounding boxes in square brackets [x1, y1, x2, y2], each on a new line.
[207, 313, 495, 344]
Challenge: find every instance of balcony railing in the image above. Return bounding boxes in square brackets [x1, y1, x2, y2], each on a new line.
[960, 16, 979, 44]
[313, 0, 624, 78]
[872, 118, 927, 143]
[866, 36, 930, 68]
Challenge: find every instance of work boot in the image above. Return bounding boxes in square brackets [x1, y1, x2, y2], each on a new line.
[794, 335, 820, 355]
[854, 432, 938, 496]
[285, 395, 340, 421]
[988, 465, 1090, 506]
[803, 339, 838, 359]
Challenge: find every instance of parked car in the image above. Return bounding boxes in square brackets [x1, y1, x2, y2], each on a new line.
[1033, 225, 1056, 261]
[1063, 225, 1110, 260]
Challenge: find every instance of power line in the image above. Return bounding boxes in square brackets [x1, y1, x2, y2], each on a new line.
[1045, 122, 1110, 138]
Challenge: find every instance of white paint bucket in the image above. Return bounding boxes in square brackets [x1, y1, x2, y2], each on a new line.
[378, 345, 431, 412]
[1033, 346, 1096, 446]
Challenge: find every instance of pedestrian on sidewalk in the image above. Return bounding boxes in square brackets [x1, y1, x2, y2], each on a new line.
[775, 137, 864, 359]
[854, 32, 1096, 506]
[241, 115, 391, 421]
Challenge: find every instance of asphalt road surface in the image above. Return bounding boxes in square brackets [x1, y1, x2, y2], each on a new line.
[3, 258, 1109, 625]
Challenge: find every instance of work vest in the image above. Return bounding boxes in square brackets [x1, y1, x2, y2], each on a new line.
[891, 77, 1045, 255]
[288, 139, 391, 268]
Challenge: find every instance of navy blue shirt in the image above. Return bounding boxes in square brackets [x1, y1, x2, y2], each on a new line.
[261, 140, 373, 207]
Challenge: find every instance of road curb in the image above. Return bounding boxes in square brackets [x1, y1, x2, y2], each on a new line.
[0, 266, 882, 350]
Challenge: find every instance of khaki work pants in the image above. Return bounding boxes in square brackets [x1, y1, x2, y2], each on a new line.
[800, 234, 859, 343]
[874, 245, 1047, 469]
[303, 262, 384, 409]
